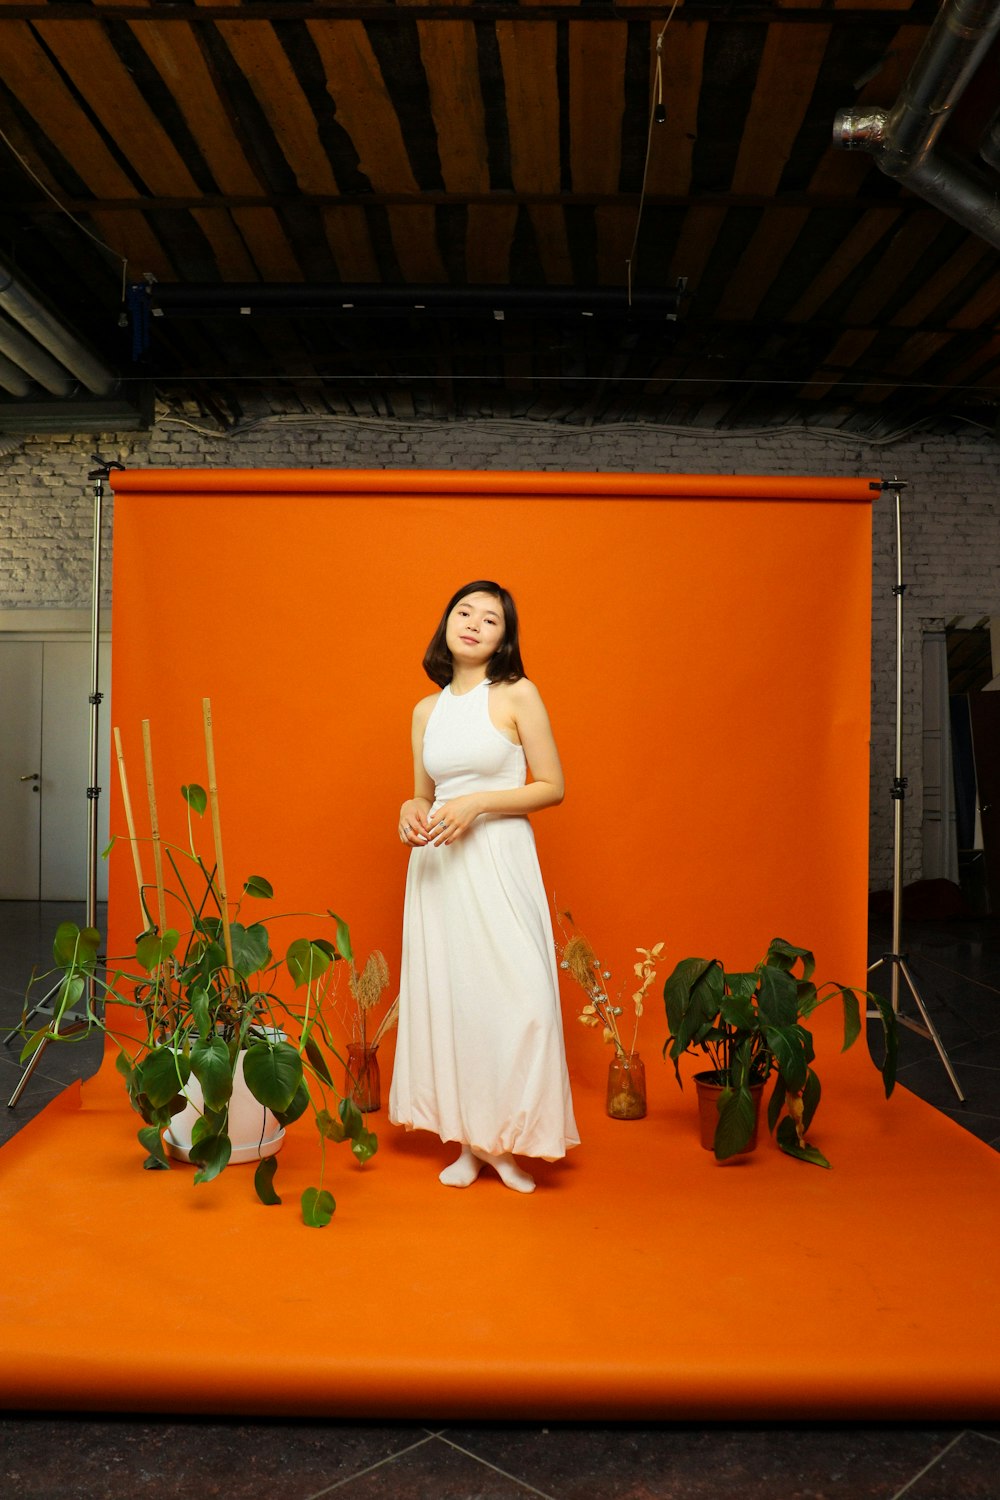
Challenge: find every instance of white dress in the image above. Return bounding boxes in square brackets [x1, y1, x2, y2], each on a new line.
[388, 679, 579, 1161]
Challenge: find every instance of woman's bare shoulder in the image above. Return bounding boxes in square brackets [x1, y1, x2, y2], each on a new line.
[412, 691, 439, 727]
[495, 676, 543, 706]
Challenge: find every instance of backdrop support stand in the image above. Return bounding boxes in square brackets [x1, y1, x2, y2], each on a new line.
[6, 456, 123, 1109]
[867, 478, 965, 1103]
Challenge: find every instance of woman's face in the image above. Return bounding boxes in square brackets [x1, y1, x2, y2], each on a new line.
[445, 591, 505, 667]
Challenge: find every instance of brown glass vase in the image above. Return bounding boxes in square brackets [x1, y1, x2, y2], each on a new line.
[606, 1051, 647, 1120]
[344, 1043, 381, 1113]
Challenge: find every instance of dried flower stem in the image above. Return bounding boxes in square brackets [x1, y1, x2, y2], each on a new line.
[555, 908, 664, 1063]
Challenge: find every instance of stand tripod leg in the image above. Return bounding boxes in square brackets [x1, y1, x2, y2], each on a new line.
[897, 957, 966, 1103]
[2, 978, 64, 1049]
[7, 1014, 90, 1109]
[867, 952, 966, 1103]
[7, 1034, 52, 1108]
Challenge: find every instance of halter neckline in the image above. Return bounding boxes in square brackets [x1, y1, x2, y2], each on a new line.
[447, 678, 489, 698]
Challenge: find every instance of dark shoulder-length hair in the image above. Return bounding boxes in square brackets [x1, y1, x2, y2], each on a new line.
[422, 580, 525, 687]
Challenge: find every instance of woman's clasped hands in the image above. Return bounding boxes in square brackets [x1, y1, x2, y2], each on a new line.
[399, 798, 430, 846]
[399, 795, 481, 847]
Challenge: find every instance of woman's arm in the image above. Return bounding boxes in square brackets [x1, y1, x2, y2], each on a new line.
[399, 696, 436, 845]
[428, 679, 564, 845]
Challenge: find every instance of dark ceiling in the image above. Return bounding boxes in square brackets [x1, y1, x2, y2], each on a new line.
[1, 0, 1000, 436]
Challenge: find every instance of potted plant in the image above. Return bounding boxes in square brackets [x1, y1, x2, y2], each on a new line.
[663, 937, 897, 1166]
[19, 711, 379, 1228]
[556, 908, 664, 1119]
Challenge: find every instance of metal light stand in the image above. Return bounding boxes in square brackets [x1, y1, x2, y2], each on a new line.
[867, 478, 965, 1102]
[6, 456, 123, 1108]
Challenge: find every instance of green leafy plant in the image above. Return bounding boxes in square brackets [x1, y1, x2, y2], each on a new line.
[663, 937, 898, 1167]
[20, 781, 377, 1228]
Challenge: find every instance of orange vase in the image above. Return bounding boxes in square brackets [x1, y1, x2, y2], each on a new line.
[344, 1043, 381, 1113]
[606, 1052, 647, 1120]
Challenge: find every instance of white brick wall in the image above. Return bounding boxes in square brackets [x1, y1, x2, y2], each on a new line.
[2, 416, 998, 891]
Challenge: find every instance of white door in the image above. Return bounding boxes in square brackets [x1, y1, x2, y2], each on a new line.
[0, 641, 44, 898]
[0, 637, 111, 901]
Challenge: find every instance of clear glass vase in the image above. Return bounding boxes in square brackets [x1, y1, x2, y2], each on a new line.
[344, 1043, 381, 1113]
[606, 1051, 647, 1120]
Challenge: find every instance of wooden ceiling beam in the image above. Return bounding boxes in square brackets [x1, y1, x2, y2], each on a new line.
[797, 326, 880, 400]
[321, 205, 381, 283]
[307, 19, 420, 194]
[125, 19, 264, 196]
[729, 22, 831, 197]
[892, 236, 996, 328]
[213, 20, 341, 195]
[712, 206, 812, 321]
[857, 330, 955, 403]
[1, 23, 140, 199]
[568, 20, 627, 196]
[946, 268, 1000, 331]
[227, 206, 304, 280]
[416, 19, 490, 195]
[12, 191, 936, 214]
[31, 20, 203, 197]
[0, 6, 937, 24]
[842, 208, 948, 325]
[496, 20, 560, 194]
[642, 21, 706, 200]
[785, 205, 901, 321]
[466, 204, 519, 283]
[386, 205, 449, 281]
[941, 335, 1000, 391]
[527, 205, 574, 282]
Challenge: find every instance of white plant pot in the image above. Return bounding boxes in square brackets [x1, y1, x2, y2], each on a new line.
[164, 1043, 286, 1166]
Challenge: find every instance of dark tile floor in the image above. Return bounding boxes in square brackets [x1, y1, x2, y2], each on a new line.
[2, 900, 999, 1499]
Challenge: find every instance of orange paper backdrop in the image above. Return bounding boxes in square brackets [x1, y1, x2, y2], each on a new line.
[108, 469, 876, 1075]
[14, 468, 1000, 1423]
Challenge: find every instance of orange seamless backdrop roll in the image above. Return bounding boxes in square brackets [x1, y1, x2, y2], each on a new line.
[108, 468, 876, 1074]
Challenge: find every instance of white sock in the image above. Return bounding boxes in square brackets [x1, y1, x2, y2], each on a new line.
[472, 1148, 536, 1194]
[439, 1145, 482, 1188]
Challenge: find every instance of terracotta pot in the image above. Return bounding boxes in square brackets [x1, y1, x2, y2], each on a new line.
[693, 1070, 764, 1156]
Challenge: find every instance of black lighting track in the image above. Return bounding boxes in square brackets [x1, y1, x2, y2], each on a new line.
[150, 285, 686, 320]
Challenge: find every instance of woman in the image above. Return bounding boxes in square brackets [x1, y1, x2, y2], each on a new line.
[388, 581, 579, 1192]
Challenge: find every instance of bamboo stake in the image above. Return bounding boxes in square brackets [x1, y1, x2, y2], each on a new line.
[141, 719, 167, 935]
[113, 726, 147, 931]
[202, 697, 234, 971]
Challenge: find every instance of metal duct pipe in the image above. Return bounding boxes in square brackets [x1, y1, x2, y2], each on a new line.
[0, 348, 33, 399]
[905, 147, 1000, 246]
[882, 0, 1000, 173]
[834, 108, 888, 153]
[0, 311, 74, 397]
[980, 104, 1000, 169]
[833, 0, 1000, 246]
[0, 264, 115, 397]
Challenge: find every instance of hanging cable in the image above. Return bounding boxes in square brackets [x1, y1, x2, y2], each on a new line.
[156, 408, 943, 449]
[0, 123, 129, 282]
[626, 1, 681, 307]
